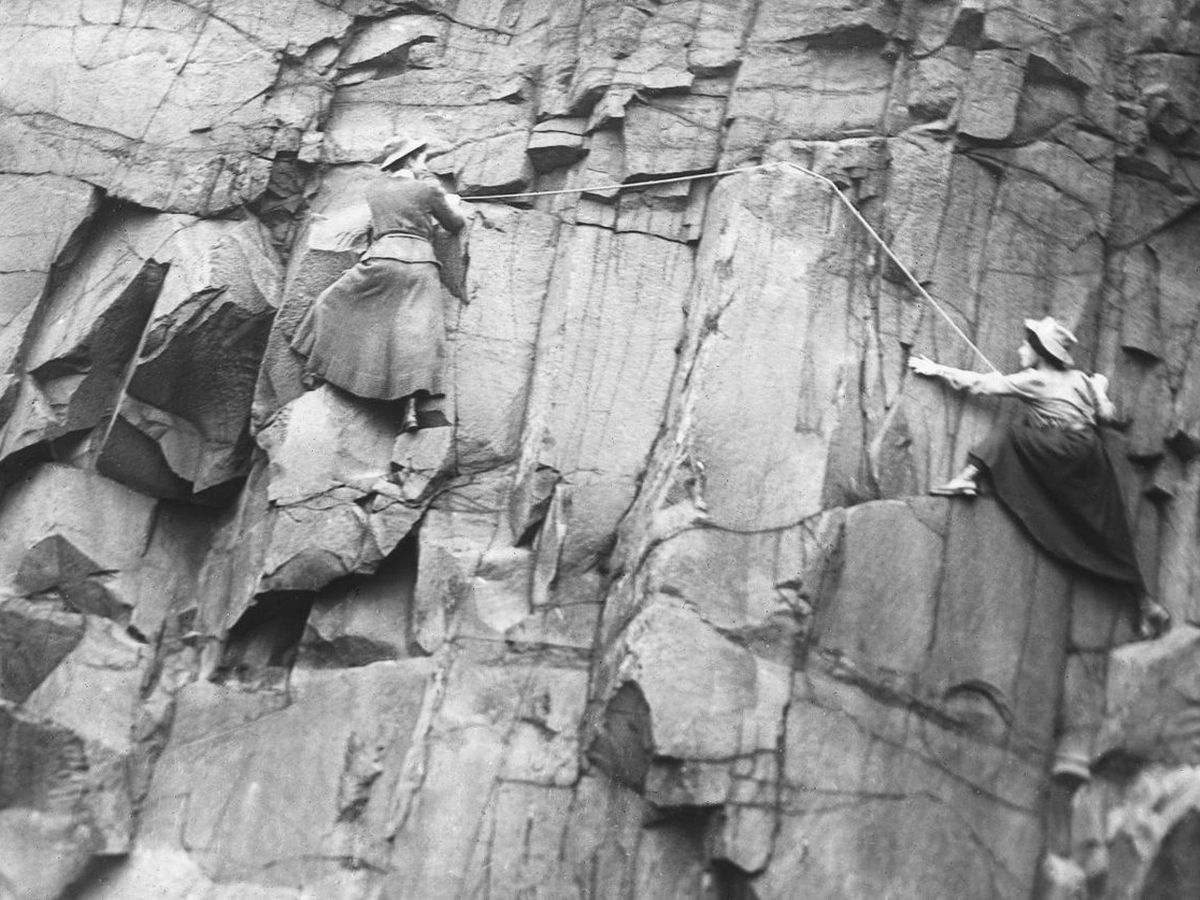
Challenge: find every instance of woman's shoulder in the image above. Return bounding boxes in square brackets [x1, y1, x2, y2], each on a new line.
[1061, 367, 1093, 387]
[1023, 365, 1085, 382]
[1039, 366, 1096, 397]
[1006, 366, 1082, 397]
[1006, 367, 1050, 388]
[367, 175, 439, 199]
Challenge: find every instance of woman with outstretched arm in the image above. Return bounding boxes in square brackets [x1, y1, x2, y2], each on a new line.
[908, 316, 1171, 639]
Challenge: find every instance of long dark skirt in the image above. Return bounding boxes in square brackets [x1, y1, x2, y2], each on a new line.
[291, 258, 445, 401]
[970, 420, 1144, 592]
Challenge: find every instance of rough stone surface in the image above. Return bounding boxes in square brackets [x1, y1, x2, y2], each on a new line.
[2, 1, 1200, 897]
[0, 207, 279, 501]
[0, 0, 352, 214]
[0, 175, 99, 381]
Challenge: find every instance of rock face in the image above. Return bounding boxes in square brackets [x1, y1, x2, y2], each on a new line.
[1, 1, 1199, 898]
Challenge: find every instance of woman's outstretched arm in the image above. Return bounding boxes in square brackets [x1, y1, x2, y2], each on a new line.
[908, 355, 1040, 397]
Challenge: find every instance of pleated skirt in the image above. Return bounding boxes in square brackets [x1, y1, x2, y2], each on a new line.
[970, 420, 1144, 592]
[291, 258, 445, 401]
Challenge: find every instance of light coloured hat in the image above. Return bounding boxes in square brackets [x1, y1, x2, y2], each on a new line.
[379, 136, 428, 171]
[1023, 315, 1077, 367]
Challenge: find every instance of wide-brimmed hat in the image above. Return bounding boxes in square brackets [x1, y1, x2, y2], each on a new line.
[379, 137, 428, 171]
[1023, 315, 1076, 367]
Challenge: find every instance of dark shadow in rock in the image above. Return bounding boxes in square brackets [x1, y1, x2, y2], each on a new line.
[1165, 430, 1200, 463]
[1012, 55, 1087, 144]
[247, 150, 318, 262]
[1140, 808, 1200, 900]
[1091, 748, 1148, 784]
[212, 591, 315, 688]
[587, 680, 654, 792]
[637, 805, 718, 896]
[527, 118, 588, 173]
[124, 286, 276, 496]
[710, 858, 760, 900]
[799, 24, 889, 53]
[947, 6, 984, 49]
[25, 257, 167, 444]
[0, 600, 85, 703]
[15, 535, 126, 622]
[94, 415, 194, 500]
[0, 435, 55, 488]
[188, 470, 250, 508]
[0, 706, 89, 810]
[298, 531, 425, 667]
[59, 851, 126, 900]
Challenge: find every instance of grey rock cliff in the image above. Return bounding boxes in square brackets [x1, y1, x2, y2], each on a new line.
[1, 0, 1199, 897]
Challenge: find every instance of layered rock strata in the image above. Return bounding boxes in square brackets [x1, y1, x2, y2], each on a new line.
[1, 0, 1199, 897]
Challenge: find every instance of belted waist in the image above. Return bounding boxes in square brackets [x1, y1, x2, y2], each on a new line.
[363, 231, 438, 266]
[1024, 415, 1091, 433]
[373, 229, 429, 241]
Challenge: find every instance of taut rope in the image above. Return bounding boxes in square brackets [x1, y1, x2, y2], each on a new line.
[462, 160, 998, 372]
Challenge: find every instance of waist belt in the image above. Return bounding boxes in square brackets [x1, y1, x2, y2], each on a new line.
[363, 231, 438, 265]
[373, 229, 429, 241]
[1025, 416, 1090, 432]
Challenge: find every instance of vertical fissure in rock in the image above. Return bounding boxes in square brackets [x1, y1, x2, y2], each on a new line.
[247, 151, 319, 261]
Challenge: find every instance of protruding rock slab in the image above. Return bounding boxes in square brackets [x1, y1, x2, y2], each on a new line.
[250, 386, 423, 594]
[0, 465, 213, 640]
[590, 602, 791, 807]
[0, 175, 99, 377]
[0, 207, 279, 500]
[0, 600, 85, 704]
[112, 217, 280, 496]
[1096, 625, 1200, 766]
[300, 538, 420, 668]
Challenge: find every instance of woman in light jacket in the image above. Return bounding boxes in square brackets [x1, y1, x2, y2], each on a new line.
[293, 137, 465, 431]
[909, 316, 1171, 638]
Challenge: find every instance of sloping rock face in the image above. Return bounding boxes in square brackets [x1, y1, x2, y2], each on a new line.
[1, 1, 1199, 898]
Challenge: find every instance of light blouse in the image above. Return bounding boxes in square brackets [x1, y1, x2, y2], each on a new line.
[936, 365, 1114, 429]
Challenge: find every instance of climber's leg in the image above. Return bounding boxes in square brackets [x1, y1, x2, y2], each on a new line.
[1137, 597, 1172, 640]
[401, 395, 420, 432]
[930, 462, 980, 497]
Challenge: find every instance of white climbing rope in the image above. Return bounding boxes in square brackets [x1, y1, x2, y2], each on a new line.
[462, 160, 999, 372]
[457, 161, 779, 200]
[777, 162, 999, 373]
